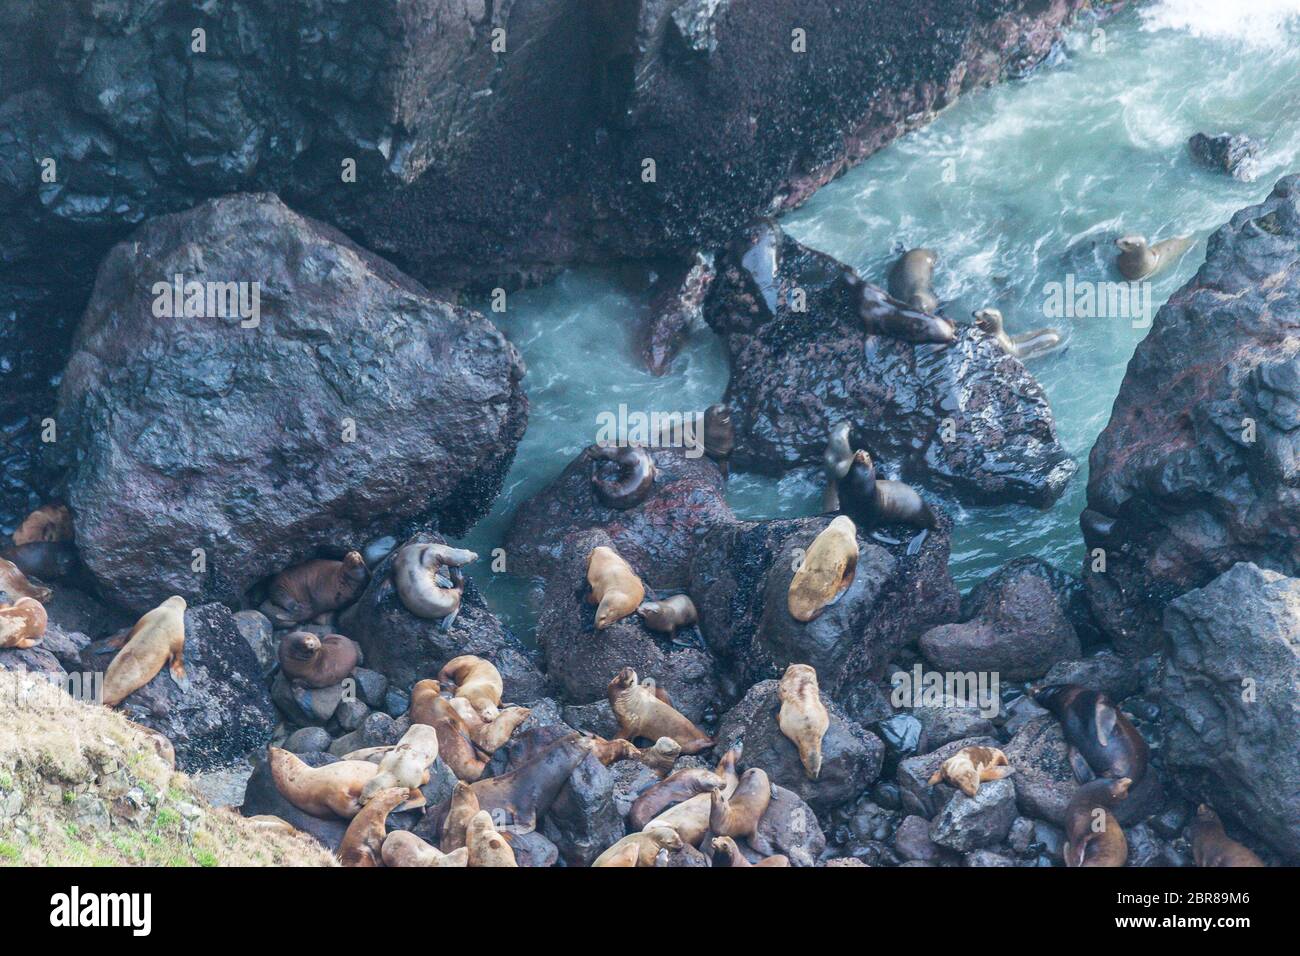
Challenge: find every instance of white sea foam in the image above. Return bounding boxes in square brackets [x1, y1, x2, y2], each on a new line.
[1141, 0, 1300, 51]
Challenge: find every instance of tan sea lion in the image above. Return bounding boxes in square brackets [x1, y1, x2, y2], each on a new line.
[102, 596, 188, 706]
[1190, 805, 1266, 867]
[1031, 683, 1149, 783]
[703, 404, 735, 478]
[440, 781, 481, 852]
[639, 737, 682, 777]
[592, 824, 683, 867]
[260, 551, 368, 627]
[709, 768, 771, 839]
[360, 723, 439, 806]
[838, 450, 937, 530]
[1116, 234, 1195, 281]
[267, 748, 379, 819]
[628, 766, 727, 830]
[0, 556, 52, 603]
[589, 444, 656, 509]
[0, 596, 47, 649]
[408, 680, 489, 781]
[846, 271, 956, 344]
[636, 594, 698, 638]
[339, 787, 409, 867]
[449, 698, 531, 753]
[381, 830, 469, 867]
[608, 666, 713, 753]
[392, 542, 477, 621]
[642, 748, 740, 847]
[466, 810, 517, 867]
[1064, 777, 1131, 867]
[437, 655, 503, 718]
[972, 308, 1063, 361]
[711, 836, 790, 868]
[277, 631, 359, 688]
[888, 248, 941, 313]
[927, 745, 1013, 797]
[586, 546, 645, 629]
[787, 517, 858, 623]
[12, 504, 73, 546]
[778, 664, 830, 780]
[585, 735, 642, 766]
[594, 842, 643, 867]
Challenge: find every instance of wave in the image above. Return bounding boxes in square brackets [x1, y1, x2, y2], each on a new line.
[1141, 0, 1300, 51]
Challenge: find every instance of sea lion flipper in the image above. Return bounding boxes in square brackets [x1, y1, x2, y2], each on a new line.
[980, 766, 1014, 782]
[906, 529, 928, 555]
[1067, 746, 1095, 783]
[1094, 699, 1116, 747]
[437, 608, 459, 633]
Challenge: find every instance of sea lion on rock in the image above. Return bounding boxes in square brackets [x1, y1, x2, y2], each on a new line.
[594, 842, 643, 867]
[381, 830, 469, 867]
[0, 556, 52, 603]
[586, 546, 646, 629]
[449, 733, 594, 835]
[449, 698, 532, 753]
[438, 655, 503, 718]
[277, 631, 360, 688]
[440, 782, 481, 851]
[339, 786, 410, 867]
[778, 664, 830, 779]
[466, 810, 518, 867]
[711, 836, 790, 867]
[1, 543, 76, 583]
[584, 735, 642, 766]
[787, 517, 858, 623]
[838, 450, 937, 531]
[844, 270, 956, 345]
[888, 248, 941, 313]
[12, 504, 73, 546]
[392, 542, 477, 622]
[636, 594, 698, 638]
[1115, 234, 1195, 281]
[103, 596, 188, 706]
[709, 767, 772, 839]
[1031, 683, 1149, 784]
[0, 596, 47, 649]
[703, 404, 735, 478]
[639, 737, 682, 777]
[972, 308, 1062, 361]
[608, 666, 713, 753]
[1190, 805, 1266, 867]
[628, 766, 727, 830]
[360, 723, 439, 806]
[643, 748, 740, 847]
[589, 444, 656, 509]
[408, 680, 490, 781]
[1063, 777, 1131, 868]
[927, 745, 1013, 797]
[267, 747, 379, 819]
[260, 551, 368, 626]
[592, 824, 683, 867]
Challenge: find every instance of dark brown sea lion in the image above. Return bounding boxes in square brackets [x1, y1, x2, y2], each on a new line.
[636, 594, 698, 638]
[277, 631, 360, 688]
[1190, 805, 1266, 867]
[608, 666, 713, 753]
[260, 551, 368, 626]
[1031, 683, 1149, 784]
[0, 596, 47, 649]
[1116, 234, 1195, 281]
[589, 444, 656, 509]
[103, 596, 188, 705]
[703, 404, 735, 478]
[392, 542, 477, 621]
[973, 308, 1062, 361]
[844, 270, 956, 345]
[838, 450, 937, 530]
[1, 542, 76, 583]
[888, 248, 940, 313]
[339, 786, 409, 867]
[1063, 777, 1131, 867]
[709, 767, 772, 839]
[0, 555, 53, 602]
[628, 765, 727, 830]
[711, 836, 790, 868]
[12, 504, 73, 546]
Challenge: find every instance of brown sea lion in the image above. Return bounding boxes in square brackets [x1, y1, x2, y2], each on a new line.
[277, 631, 359, 688]
[711, 836, 790, 868]
[0, 596, 47, 649]
[392, 542, 477, 621]
[642, 748, 740, 847]
[1031, 683, 1149, 783]
[408, 680, 489, 781]
[437, 655, 504, 718]
[585, 735, 642, 766]
[440, 782, 481, 852]
[845, 270, 956, 344]
[888, 248, 941, 313]
[586, 546, 646, 629]
[1116, 234, 1195, 281]
[260, 551, 368, 627]
[628, 766, 727, 830]
[639, 737, 682, 777]
[778, 664, 830, 780]
[838, 450, 937, 530]
[636, 594, 698, 638]
[787, 517, 858, 623]
[102, 596, 188, 706]
[594, 842, 643, 867]
[973, 308, 1063, 361]
[592, 824, 683, 867]
[927, 745, 1013, 797]
[466, 810, 518, 867]
[339, 786, 409, 867]
[1190, 805, 1266, 867]
[1, 543, 76, 583]
[704, 404, 735, 478]
[589, 444, 656, 509]
[608, 666, 713, 753]
[0, 556, 52, 603]
[709, 768, 772, 839]
[360, 723, 438, 805]
[12, 504, 73, 546]
[1063, 777, 1131, 868]
[449, 698, 531, 753]
[381, 830, 469, 867]
[267, 747, 379, 819]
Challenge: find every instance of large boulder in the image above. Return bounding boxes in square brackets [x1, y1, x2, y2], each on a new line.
[56, 194, 527, 612]
[1084, 176, 1300, 652]
[703, 221, 1076, 505]
[1158, 563, 1300, 862]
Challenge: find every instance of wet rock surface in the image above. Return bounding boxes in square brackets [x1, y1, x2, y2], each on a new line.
[1188, 132, 1262, 182]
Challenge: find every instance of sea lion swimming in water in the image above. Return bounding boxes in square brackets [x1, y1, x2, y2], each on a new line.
[392, 542, 477, 622]
[838, 450, 937, 532]
[778, 664, 830, 779]
[608, 666, 713, 753]
[888, 248, 941, 313]
[1063, 777, 1131, 868]
[277, 631, 359, 688]
[1031, 683, 1149, 784]
[703, 404, 735, 478]
[1189, 805, 1266, 867]
[787, 517, 858, 623]
[260, 551, 368, 626]
[589, 444, 656, 509]
[1115, 233, 1195, 281]
[0, 596, 46, 649]
[586, 546, 646, 629]
[843, 270, 956, 345]
[102, 596, 188, 706]
[927, 745, 1013, 797]
[636, 594, 698, 639]
[972, 308, 1063, 361]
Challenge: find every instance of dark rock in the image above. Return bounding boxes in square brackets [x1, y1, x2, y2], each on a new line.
[540, 753, 626, 867]
[656, 844, 711, 868]
[283, 727, 332, 755]
[896, 735, 999, 819]
[929, 778, 1017, 852]
[329, 712, 402, 757]
[41, 584, 133, 641]
[1188, 132, 1261, 182]
[1151, 800, 1195, 840]
[912, 699, 998, 750]
[333, 699, 370, 733]
[1001, 716, 1076, 826]
[750, 785, 825, 867]
[1041, 650, 1142, 702]
[502, 829, 561, 869]
[638, 253, 715, 376]
[0, 642, 65, 677]
[232, 610, 275, 676]
[562, 700, 620, 740]
[28, 622, 91, 675]
[352, 668, 389, 709]
[963, 849, 1017, 867]
[893, 814, 951, 863]
[270, 674, 344, 727]
[383, 688, 410, 718]
[240, 750, 348, 851]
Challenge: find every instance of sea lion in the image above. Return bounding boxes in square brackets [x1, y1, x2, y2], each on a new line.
[1, 543, 76, 583]
[260, 551, 368, 627]
[888, 248, 940, 313]
[1063, 777, 1131, 868]
[449, 698, 531, 753]
[927, 745, 1013, 797]
[1116, 234, 1195, 281]
[466, 810, 518, 867]
[709, 768, 772, 839]
[608, 666, 713, 753]
[628, 766, 727, 830]
[102, 596, 188, 706]
[636, 594, 698, 638]
[639, 737, 682, 777]
[339, 787, 409, 867]
[844, 270, 956, 345]
[381, 830, 469, 868]
[360, 723, 439, 806]
[440, 781, 481, 852]
[838, 450, 937, 530]
[12, 504, 73, 546]
[585, 735, 642, 766]
[703, 404, 735, 478]
[1190, 805, 1266, 867]
[0, 556, 52, 603]
[392, 542, 477, 622]
[267, 748, 379, 819]
[276, 631, 359, 688]
[589, 444, 656, 509]
[0, 596, 47, 649]
[643, 748, 740, 847]
[592, 824, 683, 867]
[1031, 683, 1149, 784]
[438, 655, 503, 718]
[821, 422, 855, 511]
[586, 546, 646, 630]
[711, 836, 790, 868]
[778, 664, 830, 779]
[787, 517, 858, 623]
[972, 308, 1063, 361]
[408, 680, 490, 781]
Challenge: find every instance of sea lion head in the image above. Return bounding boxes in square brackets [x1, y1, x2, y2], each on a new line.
[1028, 682, 1072, 712]
[341, 550, 367, 579]
[162, 595, 187, 612]
[609, 666, 639, 697]
[645, 823, 684, 851]
[1111, 777, 1133, 800]
[852, 449, 873, 470]
[704, 403, 732, 430]
[283, 630, 321, 661]
[972, 307, 1004, 333]
[1115, 235, 1147, 253]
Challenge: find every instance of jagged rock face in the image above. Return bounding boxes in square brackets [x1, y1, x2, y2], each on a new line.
[703, 222, 1077, 505]
[56, 194, 527, 613]
[1158, 563, 1300, 862]
[1084, 176, 1300, 653]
